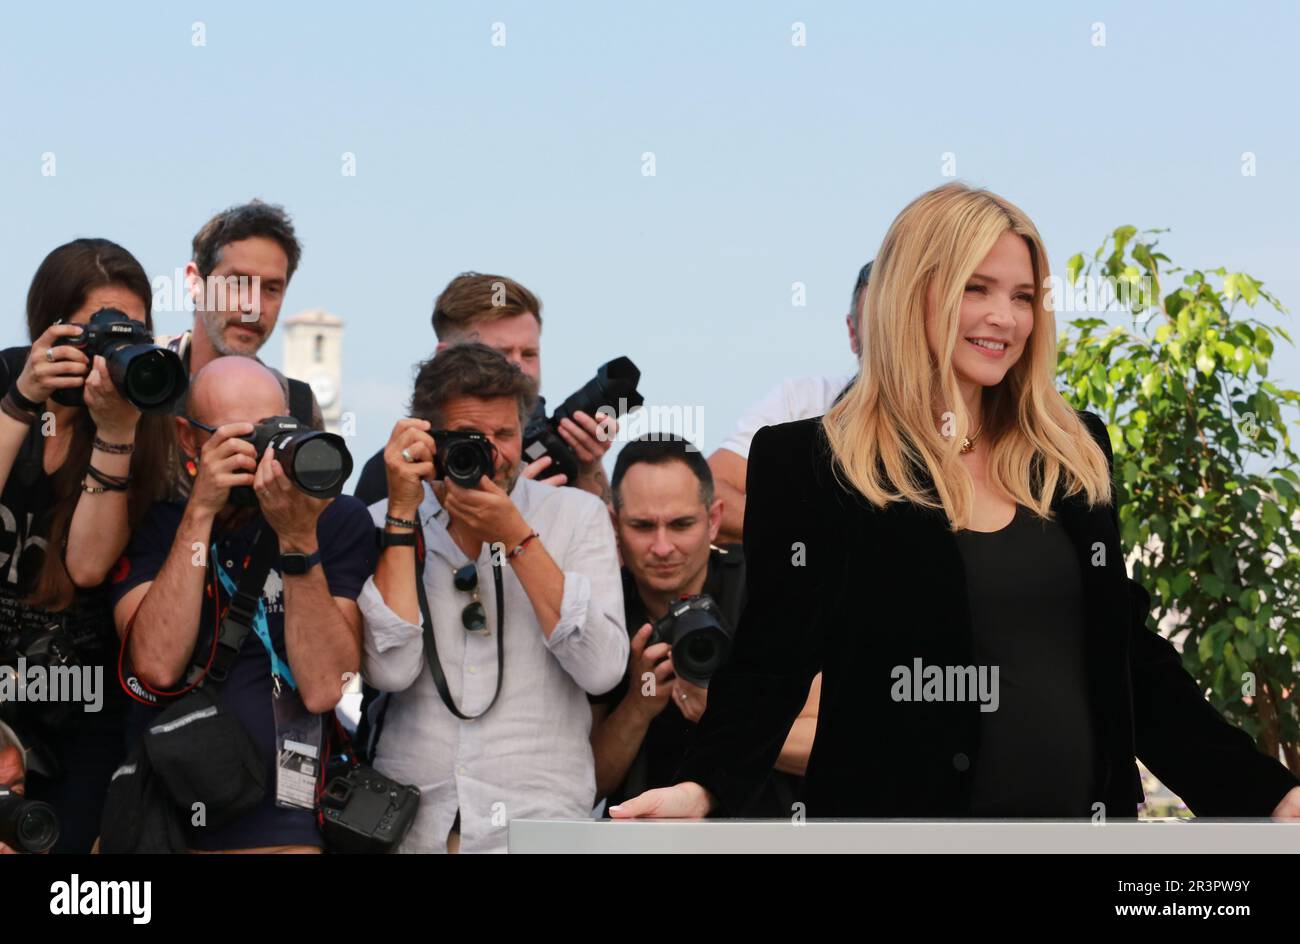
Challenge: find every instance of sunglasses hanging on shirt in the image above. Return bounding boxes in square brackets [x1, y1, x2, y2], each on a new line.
[413, 526, 506, 720]
[452, 562, 489, 633]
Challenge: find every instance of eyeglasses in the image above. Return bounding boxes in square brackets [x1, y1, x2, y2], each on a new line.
[182, 416, 219, 435]
[453, 562, 487, 632]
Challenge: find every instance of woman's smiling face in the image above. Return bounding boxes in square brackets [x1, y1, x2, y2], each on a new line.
[926, 230, 1036, 391]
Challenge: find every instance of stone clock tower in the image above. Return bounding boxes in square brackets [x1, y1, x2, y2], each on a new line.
[282, 309, 344, 432]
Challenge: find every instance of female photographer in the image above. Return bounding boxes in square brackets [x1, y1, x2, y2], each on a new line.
[611, 183, 1300, 822]
[0, 238, 175, 851]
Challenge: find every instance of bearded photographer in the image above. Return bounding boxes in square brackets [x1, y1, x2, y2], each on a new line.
[0, 239, 175, 853]
[590, 435, 815, 815]
[360, 342, 627, 854]
[109, 356, 373, 852]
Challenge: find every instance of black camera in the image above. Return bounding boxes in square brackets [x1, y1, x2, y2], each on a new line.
[432, 429, 496, 488]
[650, 594, 735, 688]
[319, 766, 421, 854]
[0, 785, 60, 853]
[523, 356, 645, 484]
[11, 622, 82, 730]
[51, 308, 188, 413]
[229, 415, 354, 507]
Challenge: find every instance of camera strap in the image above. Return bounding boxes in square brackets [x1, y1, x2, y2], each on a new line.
[206, 527, 283, 688]
[211, 537, 296, 689]
[413, 534, 505, 721]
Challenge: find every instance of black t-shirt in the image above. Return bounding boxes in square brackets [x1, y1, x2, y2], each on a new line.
[594, 546, 801, 814]
[1, 346, 131, 852]
[0, 346, 123, 706]
[953, 504, 1099, 816]
[353, 448, 387, 507]
[109, 495, 376, 849]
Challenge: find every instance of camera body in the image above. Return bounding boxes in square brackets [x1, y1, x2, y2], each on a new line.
[8, 621, 82, 731]
[0, 785, 60, 854]
[51, 308, 188, 413]
[431, 429, 495, 488]
[319, 766, 420, 854]
[649, 593, 735, 688]
[228, 415, 354, 507]
[522, 356, 644, 484]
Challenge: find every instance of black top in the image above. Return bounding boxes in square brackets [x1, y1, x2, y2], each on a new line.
[354, 447, 387, 507]
[0, 349, 119, 664]
[0, 346, 129, 853]
[673, 411, 1299, 818]
[953, 504, 1098, 816]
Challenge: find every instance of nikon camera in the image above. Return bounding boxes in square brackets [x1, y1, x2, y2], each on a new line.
[51, 308, 188, 413]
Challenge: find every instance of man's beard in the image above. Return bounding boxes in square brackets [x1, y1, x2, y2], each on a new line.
[497, 461, 521, 496]
[201, 308, 264, 357]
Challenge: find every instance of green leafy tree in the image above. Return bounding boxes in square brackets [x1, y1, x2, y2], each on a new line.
[1056, 226, 1300, 772]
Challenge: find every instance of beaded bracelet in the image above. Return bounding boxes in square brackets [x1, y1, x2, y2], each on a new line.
[93, 436, 135, 455]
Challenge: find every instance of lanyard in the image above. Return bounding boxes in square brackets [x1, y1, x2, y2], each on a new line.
[212, 542, 297, 689]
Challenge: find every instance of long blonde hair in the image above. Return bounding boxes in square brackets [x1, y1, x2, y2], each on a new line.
[823, 182, 1112, 530]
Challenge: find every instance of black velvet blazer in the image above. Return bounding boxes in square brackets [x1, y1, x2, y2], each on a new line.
[676, 410, 1299, 818]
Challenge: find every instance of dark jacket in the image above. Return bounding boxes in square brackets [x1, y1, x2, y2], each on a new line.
[675, 410, 1299, 818]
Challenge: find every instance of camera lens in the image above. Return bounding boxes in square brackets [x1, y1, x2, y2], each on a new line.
[446, 443, 479, 480]
[110, 344, 188, 412]
[292, 437, 347, 492]
[17, 805, 59, 853]
[0, 796, 60, 854]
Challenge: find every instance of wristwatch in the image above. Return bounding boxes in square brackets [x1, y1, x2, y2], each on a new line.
[377, 529, 419, 549]
[280, 549, 323, 575]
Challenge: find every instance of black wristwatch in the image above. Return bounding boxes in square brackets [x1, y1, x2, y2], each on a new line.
[280, 549, 323, 576]
[377, 528, 418, 549]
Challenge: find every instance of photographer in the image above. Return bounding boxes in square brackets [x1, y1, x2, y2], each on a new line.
[707, 262, 869, 544]
[354, 272, 617, 504]
[162, 200, 323, 497]
[110, 356, 373, 852]
[360, 342, 627, 853]
[0, 239, 175, 853]
[591, 435, 815, 815]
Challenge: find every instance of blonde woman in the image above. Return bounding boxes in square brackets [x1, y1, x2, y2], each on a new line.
[612, 183, 1300, 821]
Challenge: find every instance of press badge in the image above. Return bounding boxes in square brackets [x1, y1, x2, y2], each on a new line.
[272, 677, 323, 811]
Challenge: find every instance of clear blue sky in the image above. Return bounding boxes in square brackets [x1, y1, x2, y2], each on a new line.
[2, 1, 1298, 479]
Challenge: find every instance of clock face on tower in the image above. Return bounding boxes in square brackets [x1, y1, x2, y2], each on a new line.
[309, 372, 337, 409]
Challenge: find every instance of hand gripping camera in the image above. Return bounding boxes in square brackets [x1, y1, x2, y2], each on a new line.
[649, 593, 735, 688]
[51, 308, 188, 413]
[523, 356, 644, 484]
[229, 415, 354, 507]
